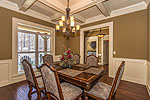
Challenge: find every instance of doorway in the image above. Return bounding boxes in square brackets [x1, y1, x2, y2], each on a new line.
[80, 22, 113, 77]
[84, 27, 109, 65]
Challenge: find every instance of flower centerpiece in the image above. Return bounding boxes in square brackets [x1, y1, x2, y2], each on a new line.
[59, 48, 75, 68]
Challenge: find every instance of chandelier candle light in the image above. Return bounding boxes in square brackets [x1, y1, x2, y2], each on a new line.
[56, 0, 80, 37]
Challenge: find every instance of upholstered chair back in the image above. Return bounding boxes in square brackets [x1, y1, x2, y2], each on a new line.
[43, 54, 53, 65]
[22, 59, 35, 85]
[109, 61, 125, 99]
[40, 64, 63, 100]
[86, 55, 98, 66]
[73, 54, 80, 64]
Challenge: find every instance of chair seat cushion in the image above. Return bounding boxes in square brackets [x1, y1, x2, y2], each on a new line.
[61, 82, 82, 100]
[86, 82, 111, 100]
[36, 77, 44, 88]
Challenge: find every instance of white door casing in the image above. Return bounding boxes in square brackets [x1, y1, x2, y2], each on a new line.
[80, 22, 113, 77]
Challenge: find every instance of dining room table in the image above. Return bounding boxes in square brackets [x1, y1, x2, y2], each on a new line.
[51, 63, 106, 91]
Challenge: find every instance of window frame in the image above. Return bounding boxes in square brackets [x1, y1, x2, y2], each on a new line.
[12, 18, 55, 76]
[17, 29, 51, 72]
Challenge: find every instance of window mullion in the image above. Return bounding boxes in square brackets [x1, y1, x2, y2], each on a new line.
[35, 33, 38, 65]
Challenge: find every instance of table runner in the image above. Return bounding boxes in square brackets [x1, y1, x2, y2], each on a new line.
[75, 64, 91, 68]
[84, 67, 104, 75]
[58, 69, 83, 77]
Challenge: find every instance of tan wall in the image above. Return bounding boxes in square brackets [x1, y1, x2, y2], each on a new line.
[0, 7, 66, 59]
[147, 4, 150, 87]
[68, 32, 80, 54]
[82, 10, 147, 59]
[55, 32, 68, 55]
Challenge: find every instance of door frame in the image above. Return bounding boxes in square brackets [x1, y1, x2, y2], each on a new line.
[80, 22, 113, 77]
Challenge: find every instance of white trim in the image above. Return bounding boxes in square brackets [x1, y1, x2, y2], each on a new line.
[83, 2, 147, 25]
[0, 0, 55, 24]
[80, 22, 113, 77]
[146, 84, 150, 96]
[12, 17, 55, 76]
[54, 55, 61, 62]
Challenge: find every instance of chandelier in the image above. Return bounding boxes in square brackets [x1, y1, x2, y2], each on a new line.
[56, 0, 80, 37]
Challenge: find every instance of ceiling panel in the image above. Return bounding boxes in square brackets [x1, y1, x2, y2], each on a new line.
[77, 6, 102, 19]
[7, 0, 23, 4]
[106, 0, 144, 11]
[30, 1, 59, 17]
[57, 0, 81, 6]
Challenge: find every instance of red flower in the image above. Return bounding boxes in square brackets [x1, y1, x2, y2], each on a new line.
[61, 56, 64, 60]
[67, 50, 71, 54]
[68, 55, 71, 59]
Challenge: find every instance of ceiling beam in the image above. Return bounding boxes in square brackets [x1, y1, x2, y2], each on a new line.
[50, 13, 64, 22]
[18, 0, 37, 11]
[73, 14, 86, 23]
[144, 0, 150, 5]
[96, 1, 111, 17]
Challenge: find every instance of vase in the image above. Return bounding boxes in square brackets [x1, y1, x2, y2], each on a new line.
[68, 64, 73, 69]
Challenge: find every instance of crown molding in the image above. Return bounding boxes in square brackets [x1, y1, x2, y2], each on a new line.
[82, 2, 147, 25]
[0, 0, 55, 24]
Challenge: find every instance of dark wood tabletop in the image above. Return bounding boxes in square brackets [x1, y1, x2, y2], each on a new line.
[52, 64, 106, 90]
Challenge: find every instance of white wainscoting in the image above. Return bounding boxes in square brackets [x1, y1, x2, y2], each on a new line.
[54, 55, 61, 62]
[146, 61, 150, 96]
[112, 58, 147, 85]
[0, 59, 40, 87]
[0, 59, 12, 87]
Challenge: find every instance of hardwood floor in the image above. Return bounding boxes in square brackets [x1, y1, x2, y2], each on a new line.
[0, 66, 149, 100]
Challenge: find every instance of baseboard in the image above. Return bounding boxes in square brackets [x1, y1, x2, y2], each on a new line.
[146, 84, 150, 96]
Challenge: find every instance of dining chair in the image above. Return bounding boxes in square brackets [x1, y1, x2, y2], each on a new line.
[85, 61, 125, 100]
[43, 54, 53, 65]
[40, 64, 83, 100]
[22, 59, 45, 100]
[86, 55, 98, 66]
[73, 53, 80, 64]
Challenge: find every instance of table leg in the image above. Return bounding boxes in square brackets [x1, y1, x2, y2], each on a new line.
[84, 92, 88, 100]
[84, 96, 88, 100]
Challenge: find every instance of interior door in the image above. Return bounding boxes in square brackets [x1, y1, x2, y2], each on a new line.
[103, 40, 109, 65]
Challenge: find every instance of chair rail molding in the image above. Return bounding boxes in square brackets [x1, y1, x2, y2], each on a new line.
[113, 58, 147, 85]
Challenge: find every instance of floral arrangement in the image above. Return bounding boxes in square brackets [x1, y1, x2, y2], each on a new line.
[59, 47, 75, 68]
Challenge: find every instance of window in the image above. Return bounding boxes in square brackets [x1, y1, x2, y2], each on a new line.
[17, 25, 51, 72]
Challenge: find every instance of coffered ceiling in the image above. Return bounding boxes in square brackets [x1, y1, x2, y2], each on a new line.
[7, 0, 146, 24]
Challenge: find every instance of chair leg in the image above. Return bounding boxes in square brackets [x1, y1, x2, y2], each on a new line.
[37, 91, 41, 100]
[112, 94, 116, 100]
[47, 93, 51, 100]
[28, 83, 33, 99]
[78, 97, 82, 100]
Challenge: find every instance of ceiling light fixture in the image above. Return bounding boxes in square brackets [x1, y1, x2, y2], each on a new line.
[97, 28, 105, 38]
[56, 0, 80, 38]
